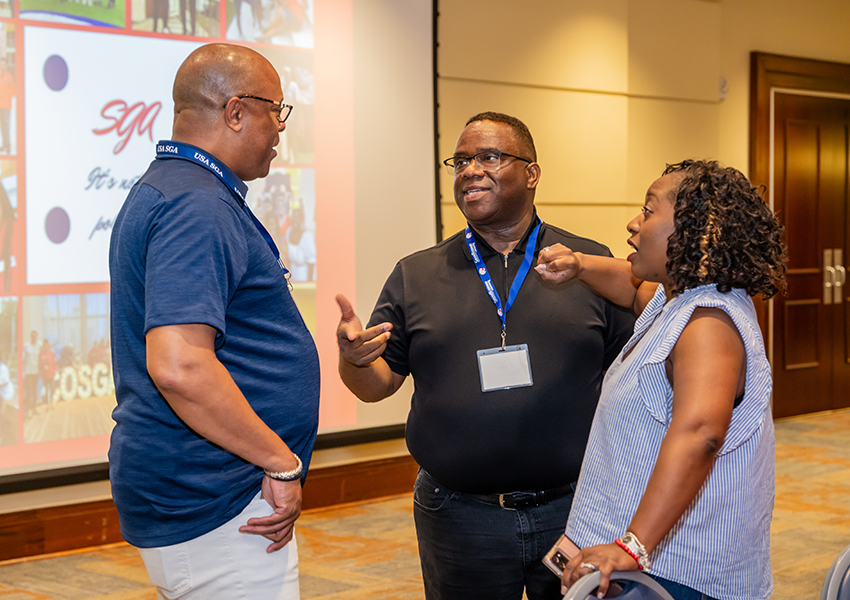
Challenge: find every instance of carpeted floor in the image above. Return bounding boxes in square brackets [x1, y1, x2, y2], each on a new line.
[0, 408, 848, 600]
[770, 408, 850, 597]
[0, 494, 421, 600]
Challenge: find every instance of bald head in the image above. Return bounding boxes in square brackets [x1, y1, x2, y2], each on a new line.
[174, 45, 268, 108]
[170, 44, 283, 178]
[174, 44, 275, 118]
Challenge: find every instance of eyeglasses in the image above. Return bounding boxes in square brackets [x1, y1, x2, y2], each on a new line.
[234, 94, 294, 124]
[442, 150, 532, 176]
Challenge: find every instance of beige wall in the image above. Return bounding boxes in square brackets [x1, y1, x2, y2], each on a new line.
[438, 0, 850, 257]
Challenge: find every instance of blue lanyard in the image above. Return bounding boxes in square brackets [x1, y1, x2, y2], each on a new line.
[465, 221, 541, 348]
[155, 141, 290, 278]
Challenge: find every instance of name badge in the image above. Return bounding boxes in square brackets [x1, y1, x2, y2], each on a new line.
[477, 344, 533, 392]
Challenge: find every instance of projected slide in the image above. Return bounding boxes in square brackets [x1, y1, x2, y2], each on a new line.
[25, 29, 185, 285]
[0, 0, 359, 479]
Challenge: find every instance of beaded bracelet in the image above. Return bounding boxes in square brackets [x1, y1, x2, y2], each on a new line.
[614, 538, 644, 570]
[615, 531, 651, 570]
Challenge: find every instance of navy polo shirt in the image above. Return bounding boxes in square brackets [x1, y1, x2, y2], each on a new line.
[108, 146, 320, 548]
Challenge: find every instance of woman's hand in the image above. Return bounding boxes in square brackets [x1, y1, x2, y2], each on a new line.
[536, 244, 582, 283]
[561, 543, 638, 598]
[536, 244, 650, 312]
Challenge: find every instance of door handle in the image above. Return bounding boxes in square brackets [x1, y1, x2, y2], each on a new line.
[835, 248, 846, 305]
[824, 249, 835, 305]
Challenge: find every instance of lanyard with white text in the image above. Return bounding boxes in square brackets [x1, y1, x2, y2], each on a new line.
[156, 140, 290, 277]
[465, 222, 541, 349]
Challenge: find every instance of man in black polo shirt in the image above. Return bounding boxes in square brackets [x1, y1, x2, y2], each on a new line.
[335, 112, 634, 600]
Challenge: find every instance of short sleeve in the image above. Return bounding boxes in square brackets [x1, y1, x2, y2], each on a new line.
[366, 262, 410, 376]
[144, 192, 248, 343]
[715, 318, 772, 455]
[636, 288, 772, 455]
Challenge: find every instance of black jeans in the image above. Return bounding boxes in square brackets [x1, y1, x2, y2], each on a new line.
[413, 469, 574, 600]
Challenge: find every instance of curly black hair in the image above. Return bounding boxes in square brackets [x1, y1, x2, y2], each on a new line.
[663, 160, 787, 298]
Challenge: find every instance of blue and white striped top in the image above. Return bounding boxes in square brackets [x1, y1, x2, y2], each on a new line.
[566, 284, 774, 600]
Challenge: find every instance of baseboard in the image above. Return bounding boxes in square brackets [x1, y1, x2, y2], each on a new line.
[0, 453, 419, 562]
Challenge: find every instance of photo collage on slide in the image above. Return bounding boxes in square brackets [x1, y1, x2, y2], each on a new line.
[0, 0, 317, 470]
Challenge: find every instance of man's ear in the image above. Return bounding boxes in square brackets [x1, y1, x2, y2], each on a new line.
[526, 162, 541, 190]
[222, 96, 244, 132]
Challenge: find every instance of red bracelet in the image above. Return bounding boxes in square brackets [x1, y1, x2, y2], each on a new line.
[615, 538, 645, 570]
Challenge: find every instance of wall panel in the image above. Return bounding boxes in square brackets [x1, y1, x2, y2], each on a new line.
[627, 96, 720, 204]
[628, 0, 721, 101]
[439, 0, 628, 92]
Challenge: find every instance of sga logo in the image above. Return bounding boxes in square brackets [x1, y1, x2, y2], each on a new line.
[93, 100, 162, 154]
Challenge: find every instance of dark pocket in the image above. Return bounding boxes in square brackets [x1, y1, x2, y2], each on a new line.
[412, 469, 455, 512]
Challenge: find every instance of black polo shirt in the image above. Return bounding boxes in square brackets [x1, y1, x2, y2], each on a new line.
[367, 216, 635, 494]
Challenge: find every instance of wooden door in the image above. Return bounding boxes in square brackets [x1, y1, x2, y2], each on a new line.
[772, 92, 850, 417]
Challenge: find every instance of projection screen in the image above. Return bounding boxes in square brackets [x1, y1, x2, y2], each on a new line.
[0, 0, 436, 483]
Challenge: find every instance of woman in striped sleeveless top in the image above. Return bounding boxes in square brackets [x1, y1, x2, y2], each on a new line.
[535, 160, 787, 600]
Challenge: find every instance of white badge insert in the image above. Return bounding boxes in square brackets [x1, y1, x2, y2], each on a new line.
[477, 344, 533, 392]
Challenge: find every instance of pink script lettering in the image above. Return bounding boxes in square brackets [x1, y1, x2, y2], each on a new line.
[92, 100, 162, 154]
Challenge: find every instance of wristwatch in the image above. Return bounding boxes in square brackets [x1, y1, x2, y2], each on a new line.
[264, 454, 303, 481]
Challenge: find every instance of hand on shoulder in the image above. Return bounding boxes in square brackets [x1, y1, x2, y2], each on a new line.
[536, 243, 581, 283]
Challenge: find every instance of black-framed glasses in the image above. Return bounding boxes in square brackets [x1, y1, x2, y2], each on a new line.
[233, 94, 294, 124]
[442, 150, 533, 175]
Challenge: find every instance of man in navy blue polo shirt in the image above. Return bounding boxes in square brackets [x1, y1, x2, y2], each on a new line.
[109, 43, 319, 599]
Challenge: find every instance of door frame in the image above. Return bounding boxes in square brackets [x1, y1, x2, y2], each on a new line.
[750, 52, 850, 369]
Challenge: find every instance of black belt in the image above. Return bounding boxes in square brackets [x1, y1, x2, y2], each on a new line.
[464, 482, 575, 510]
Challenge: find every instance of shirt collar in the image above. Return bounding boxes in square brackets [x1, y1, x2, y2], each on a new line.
[156, 140, 250, 206]
[461, 211, 542, 261]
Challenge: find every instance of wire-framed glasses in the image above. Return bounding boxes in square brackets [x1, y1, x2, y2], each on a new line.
[235, 94, 294, 124]
[442, 150, 532, 176]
